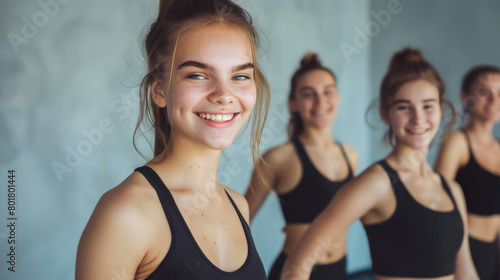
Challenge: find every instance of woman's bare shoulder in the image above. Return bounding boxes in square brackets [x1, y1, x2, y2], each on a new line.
[77, 171, 166, 276]
[223, 186, 250, 223]
[262, 141, 296, 164]
[340, 143, 359, 170]
[91, 171, 162, 231]
[347, 163, 394, 198]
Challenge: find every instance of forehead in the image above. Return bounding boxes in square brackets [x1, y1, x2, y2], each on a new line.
[297, 69, 335, 87]
[174, 22, 253, 69]
[476, 73, 500, 90]
[393, 79, 440, 102]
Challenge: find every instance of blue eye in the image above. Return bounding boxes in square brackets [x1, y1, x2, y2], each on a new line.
[397, 106, 409, 110]
[233, 75, 250, 81]
[188, 74, 206, 80]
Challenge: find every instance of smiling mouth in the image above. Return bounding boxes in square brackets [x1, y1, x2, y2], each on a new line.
[196, 112, 236, 122]
[311, 109, 332, 116]
[406, 128, 429, 135]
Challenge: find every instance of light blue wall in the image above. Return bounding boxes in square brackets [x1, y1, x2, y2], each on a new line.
[0, 0, 499, 279]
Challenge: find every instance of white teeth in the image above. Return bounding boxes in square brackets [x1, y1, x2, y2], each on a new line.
[409, 129, 426, 134]
[197, 113, 234, 122]
[313, 109, 328, 115]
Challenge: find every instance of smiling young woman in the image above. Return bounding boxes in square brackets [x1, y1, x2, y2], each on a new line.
[245, 53, 358, 280]
[280, 48, 479, 280]
[435, 65, 500, 280]
[75, 1, 270, 279]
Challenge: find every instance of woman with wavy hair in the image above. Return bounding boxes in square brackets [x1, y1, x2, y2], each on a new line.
[76, 1, 270, 279]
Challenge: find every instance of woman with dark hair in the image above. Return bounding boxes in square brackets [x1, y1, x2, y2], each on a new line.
[281, 48, 479, 280]
[435, 65, 500, 280]
[245, 52, 358, 280]
[76, 0, 270, 279]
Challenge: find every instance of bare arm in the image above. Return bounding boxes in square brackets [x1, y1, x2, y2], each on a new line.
[435, 131, 468, 180]
[76, 186, 157, 280]
[449, 180, 480, 280]
[244, 149, 281, 222]
[280, 165, 389, 280]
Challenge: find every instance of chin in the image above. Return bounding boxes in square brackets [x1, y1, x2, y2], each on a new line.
[397, 135, 434, 149]
[202, 138, 234, 150]
[487, 115, 500, 122]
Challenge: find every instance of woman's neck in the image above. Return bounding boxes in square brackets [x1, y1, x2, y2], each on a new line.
[466, 117, 495, 141]
[149, 135, 224, 194]
[299, 125, 333, 147]
[387, 144, 430, 176]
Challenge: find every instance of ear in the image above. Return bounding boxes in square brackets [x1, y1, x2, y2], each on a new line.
[151, 80, 167, 108]
[379, 107, 389, 124]
[460, 91, 468, 103]
[288, 98, 298, 113]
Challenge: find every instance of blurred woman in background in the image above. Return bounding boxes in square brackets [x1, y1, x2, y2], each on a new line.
[245, 52, 358, 279]
[435, 65, 500, 280]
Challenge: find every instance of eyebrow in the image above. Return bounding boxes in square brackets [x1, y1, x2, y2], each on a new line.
[298, 84, 336, 92]
[177, 60, 254, 72]
[391, 98, 438, 106]
[177, 60, 212, 71]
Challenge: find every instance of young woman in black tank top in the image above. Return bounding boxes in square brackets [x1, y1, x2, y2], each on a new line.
[435, 65, 500, 280]
[282, 48, 479, 280]
[244, 53, 359, 279]
[76, 1, 270, 279]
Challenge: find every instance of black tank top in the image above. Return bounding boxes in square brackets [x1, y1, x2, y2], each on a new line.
[455, 130, 500, 216]
[363, 160, 464, 278]
[278, 138, 353, 224]
[134, 166, 266, 280]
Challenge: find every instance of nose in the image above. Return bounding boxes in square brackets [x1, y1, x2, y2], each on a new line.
[207, 79, 235, 105]
[315, 92, 326, 106]
[489, 92, 500, 104]
[411, 107, 425, 125]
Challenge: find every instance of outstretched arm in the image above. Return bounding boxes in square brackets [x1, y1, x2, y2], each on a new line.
[280, 165, 389, 280]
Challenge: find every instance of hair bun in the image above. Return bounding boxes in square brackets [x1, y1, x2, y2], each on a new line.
[300, 52, 322, 68]
[389, 48, 423, 71]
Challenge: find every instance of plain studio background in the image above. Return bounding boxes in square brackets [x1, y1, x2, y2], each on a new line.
[1, 0, 499, 279]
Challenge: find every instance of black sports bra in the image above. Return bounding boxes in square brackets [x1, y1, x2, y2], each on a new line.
[135, 166, 266, 280]
[363, 160, 464, 278]
[455, 130, 500, 216]
[278, 138, 353, 224]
